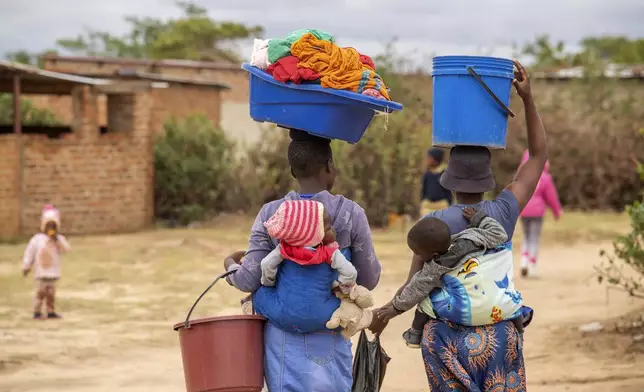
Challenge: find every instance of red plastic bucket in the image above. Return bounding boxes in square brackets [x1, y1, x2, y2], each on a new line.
[174, 271, 266, 392]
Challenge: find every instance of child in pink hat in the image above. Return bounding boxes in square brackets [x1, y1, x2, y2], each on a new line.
[519, 151, 563, 277]
[22, 204, 71, 319]
[261, 199, 357, 292]
[238, 199, 361, 333]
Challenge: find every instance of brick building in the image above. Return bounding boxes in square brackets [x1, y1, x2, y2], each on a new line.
[0, 61, 194, 239]
[38, 55, 261, 143]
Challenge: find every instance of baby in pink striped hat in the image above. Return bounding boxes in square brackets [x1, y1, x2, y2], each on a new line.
[260, 199, 358, 292]
[239, 199, 360, 314]
[22, 204, 71, 319]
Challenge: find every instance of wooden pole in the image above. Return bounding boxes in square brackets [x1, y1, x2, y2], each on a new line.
[12, 75, 21, 134]
[13, 75, 24, 235]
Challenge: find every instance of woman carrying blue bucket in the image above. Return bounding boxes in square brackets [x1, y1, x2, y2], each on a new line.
[224, 129, 381, 391]
[371, 60, 548, 390]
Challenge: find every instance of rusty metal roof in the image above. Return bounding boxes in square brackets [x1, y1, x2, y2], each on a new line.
[42, 54, 241, 71]
[0, 60, 111, 94]
[91, 68, 230, 89]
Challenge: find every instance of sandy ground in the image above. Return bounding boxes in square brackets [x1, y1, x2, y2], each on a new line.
[0, 213, 642, 392]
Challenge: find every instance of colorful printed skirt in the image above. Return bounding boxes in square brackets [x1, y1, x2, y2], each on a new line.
[421, 319, 526, 391]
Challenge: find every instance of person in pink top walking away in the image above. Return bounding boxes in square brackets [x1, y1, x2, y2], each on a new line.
[519, 150, 563, 277]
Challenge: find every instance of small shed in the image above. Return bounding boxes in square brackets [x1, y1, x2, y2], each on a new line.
[0, 61, 157, 238]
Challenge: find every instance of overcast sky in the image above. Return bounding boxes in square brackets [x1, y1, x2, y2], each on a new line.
[1, 0, 643, 66]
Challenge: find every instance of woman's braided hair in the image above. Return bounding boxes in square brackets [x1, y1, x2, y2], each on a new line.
[287, 129, 332, 179]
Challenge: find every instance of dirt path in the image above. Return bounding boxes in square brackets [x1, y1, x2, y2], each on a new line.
[1, 229, 643, 391]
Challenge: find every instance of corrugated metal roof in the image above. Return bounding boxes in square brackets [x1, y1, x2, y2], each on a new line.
[0, 60, 112, 85]
[42, 54, 241, 71]
[110, 69, 230, 89]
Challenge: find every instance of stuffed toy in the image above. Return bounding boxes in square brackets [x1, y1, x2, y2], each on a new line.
[326, 285, 374, 339]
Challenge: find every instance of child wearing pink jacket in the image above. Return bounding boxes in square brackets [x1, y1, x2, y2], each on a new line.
[519, 150, 563, 278]
[22, 205, 71, 319]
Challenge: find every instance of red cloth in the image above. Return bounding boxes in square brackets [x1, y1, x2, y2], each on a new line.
[359, 54, 375, 70]
[280, 241, 339, 266]
[266, 56, 321, 84]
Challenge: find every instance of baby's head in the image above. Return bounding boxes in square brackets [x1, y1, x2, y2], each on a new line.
[40, 204, 60, 237]
[264, 200, 334, 247]
[406, 217, 451, 261]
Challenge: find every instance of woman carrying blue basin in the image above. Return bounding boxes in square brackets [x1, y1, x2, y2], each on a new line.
[224, 129, 381, 391]
[371, 60, 547, 390]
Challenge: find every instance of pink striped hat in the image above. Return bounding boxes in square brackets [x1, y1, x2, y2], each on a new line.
[264, 200, 325, 247]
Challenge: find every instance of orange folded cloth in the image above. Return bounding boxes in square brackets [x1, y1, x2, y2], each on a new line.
[290, 33, 390, 100]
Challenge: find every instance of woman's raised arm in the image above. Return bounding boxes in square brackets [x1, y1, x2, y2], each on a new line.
[506, 60, 548, 211]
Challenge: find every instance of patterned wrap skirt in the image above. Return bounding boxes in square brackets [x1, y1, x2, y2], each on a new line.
[421, 319, 526, 391]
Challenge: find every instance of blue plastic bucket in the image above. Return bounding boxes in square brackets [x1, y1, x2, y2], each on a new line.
[243, 63, 403, 144]
[431, 56, 514, 149]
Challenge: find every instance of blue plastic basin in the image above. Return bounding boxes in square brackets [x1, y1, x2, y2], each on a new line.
[431, 55, 514, 149]
[243, 63, 403, 144]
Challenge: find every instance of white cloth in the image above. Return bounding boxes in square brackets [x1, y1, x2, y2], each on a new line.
[22, 233, 71, 279]
[250, 38, 271, 70]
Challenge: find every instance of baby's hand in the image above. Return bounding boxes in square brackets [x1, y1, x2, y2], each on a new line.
[376, 304, 400, 323]
[462, 207, 478, 222]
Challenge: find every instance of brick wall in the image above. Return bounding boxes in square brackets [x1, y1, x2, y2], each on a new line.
[0, 86, 155, 238]
[0, 135, 21, 238]
[149, 85, 222, 133]
[29, 84, 222, 133]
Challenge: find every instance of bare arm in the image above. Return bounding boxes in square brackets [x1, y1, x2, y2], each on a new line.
[56, 235, 71, 252]
[506, 60, 548, 211]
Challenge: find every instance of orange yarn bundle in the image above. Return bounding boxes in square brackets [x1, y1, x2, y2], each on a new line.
[290, 33, 391, 100]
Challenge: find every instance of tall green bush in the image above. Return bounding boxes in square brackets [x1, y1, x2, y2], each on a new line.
[154, 114, 236, 224]
[596, 129, 644, 298]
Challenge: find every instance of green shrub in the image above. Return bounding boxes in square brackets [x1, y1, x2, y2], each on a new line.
[596, 129, 644, 298]
[154, 114, 237, 225]
[0, 94, 61, 125]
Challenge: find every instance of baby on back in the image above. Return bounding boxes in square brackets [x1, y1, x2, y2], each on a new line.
[377, 207, 532, 348]
[244, 199, 372, 335]
[260, 199, 357, 293]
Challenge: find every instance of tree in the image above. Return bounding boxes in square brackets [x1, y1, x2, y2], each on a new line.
[577, 37, 644, 64]
[5, 49, 58, 67]
[522, 35, 644, 69]
[521, 34, 571, 68]
[56, 1, 263, 62]
[5, 50, 34, 65]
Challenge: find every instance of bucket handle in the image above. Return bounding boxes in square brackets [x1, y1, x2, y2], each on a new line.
[466, 66, 515, 118]
[184, 269, 237, 330]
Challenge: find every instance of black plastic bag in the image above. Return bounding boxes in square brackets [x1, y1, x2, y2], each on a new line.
[351, 331, 391, 392]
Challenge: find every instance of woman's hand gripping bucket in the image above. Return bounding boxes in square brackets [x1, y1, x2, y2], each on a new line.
[173, 270, 266, 392]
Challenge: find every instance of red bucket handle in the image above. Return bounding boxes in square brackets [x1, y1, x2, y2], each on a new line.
[184, 270, 237, 329]
[466, 66, 516, 118]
